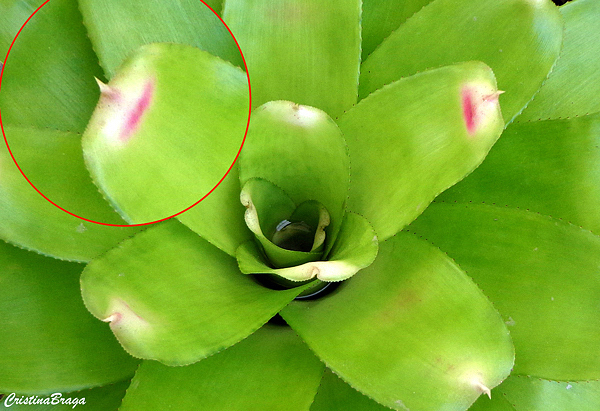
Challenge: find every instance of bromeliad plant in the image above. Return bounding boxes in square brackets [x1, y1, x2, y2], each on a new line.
[1, 0, 599, 410]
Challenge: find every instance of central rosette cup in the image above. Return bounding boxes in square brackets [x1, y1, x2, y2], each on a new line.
[235, 101, 379, 289]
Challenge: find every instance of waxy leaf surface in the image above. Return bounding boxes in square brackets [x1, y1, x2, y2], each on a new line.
[83, 43, 249, 224]
[0, 0, 103, 132]
[519, 0, 600, 121]
[339, 61, 503, 241]
[360, 0, 563, 123]
[81, 220, 304, 366]
[310, 369, 391, 411]
[223, 0, 361, 118]
[79, 0, 242, 78]
[282, 232, 514, 411]
[120, 326, 324, 411]
[0, 241, 139, 394]
[409, 203, 600, 380]
[0, 127, 139, 262]
[360, 0, 433, 60]
[438, 114, 600, 235]
[499, 376, 600, 411]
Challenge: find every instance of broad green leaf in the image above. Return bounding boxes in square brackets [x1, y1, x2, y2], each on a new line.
[361, 0, 433, 60]
[239, 101, 349, 254]
[176, 164, 252, 257]
[0, 241, 139, 395]
[281, 232, 514, 411]
[78, 0, 242, 78]
[437, 114, 600, 235]
[0, 127, 140, 262]
[339, 61, 503, 241]
[5, 379, 131, 411]
[498, 376, 600, 411]
[223, 0, 361, 119]
[240, 178, 324, 268]
[360, 0, 563, 123]
[82, 43, 249, 224]
[80, 220, 304, 366]
[468, 391, 515, 411]
[119, 325, 324, 411]
[408, 203, 600, 380]
[0, 0, 42, 56]
[237, 212, 378, 282]
[0, 0, 104, 131]
[310, 369, 391, 411]
[519, 0, 600, 121]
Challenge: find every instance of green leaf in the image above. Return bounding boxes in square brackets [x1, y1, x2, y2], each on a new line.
[80, 220, 304, 366]
[0, 0, 104, 132]
[408, 203, 600, 380]
[281, 232, 514, 411]
[78, 0, 242, 78]
[519, 0, 600, 121]
[0, 127, 140, 262]
[361, 0, 433, 60]
[237, 212, 378, 282]
[119, 325, 324, 411]
[238, 101, 349, 254]
[176, 164, 252, 257]
[437, 114, 600, 235]
[310, 369, 391, 411]
[5, 379, 131, 411]
[0, 241, 139, 395]
[0, 0, 41, 56]
[339, 61, 503, 241]
[360, 0, 563, 123]
[468, 391, 515, 411]
[223, 0, 361, 119]
[240, 178, 324, 268]
[498, 376, 600, 411]
[82, 43, 249, 224]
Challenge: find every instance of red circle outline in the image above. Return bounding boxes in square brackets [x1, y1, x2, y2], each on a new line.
[0, 0, 252, 227]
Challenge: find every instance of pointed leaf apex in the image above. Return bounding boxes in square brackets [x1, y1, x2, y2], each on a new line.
[472, 377, 492, 399]
[95, 77, 117, 97]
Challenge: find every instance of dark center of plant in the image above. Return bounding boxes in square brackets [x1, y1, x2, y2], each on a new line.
[271, 219, 314, 251]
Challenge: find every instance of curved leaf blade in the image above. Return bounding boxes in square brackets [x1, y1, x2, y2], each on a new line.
[223, 0, 361, 119]
[119, 325, 324, 411]
[437, 114, 600, 235]
[281, 232, 514, 411]
[78, 0, 242, 78]
[310, 369, 391, 411]
[237, 212, 378, 282]
[361, 0, 433, 60]
[519, 0, 600, 121]
[340, 61, 503, 241]
[0, 127, 140, 262]
[80, 220, 304, 366]
[499, 376, 600, 411]
[82, 43, 249, 224]
[360, 0, 563, 123]
[0, 0, 104, 131]
[0, 241, 139, 395]
[408, 203, 600, 380]
[239, 101, 349, 254]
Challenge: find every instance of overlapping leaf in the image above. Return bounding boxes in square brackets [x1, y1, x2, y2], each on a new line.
[81, 220, 305, 366]
[119, 325, 324, 411]
[223, 0, 361, 118]
[360, 0, 563, 123]
[0, 241, 139, 395]
[409, 203, 600, 380]
[282, 233, 514, 411]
